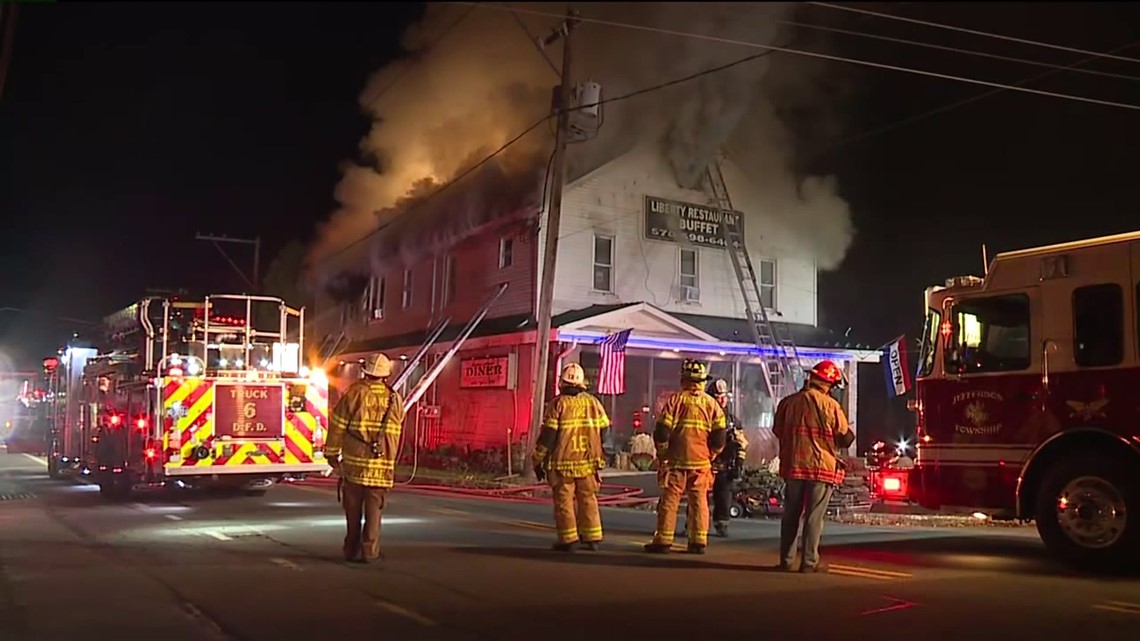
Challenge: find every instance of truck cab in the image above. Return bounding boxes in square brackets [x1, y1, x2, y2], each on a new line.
[912, 231, 1140, 568]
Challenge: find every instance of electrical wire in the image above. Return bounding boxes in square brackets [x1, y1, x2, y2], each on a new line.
[782, 18, 1140, 84]
[457, 2, 1140, 112]
[363, 3, 477, 110]
[506, 2, 560, 78]
[807, 2, 1140, 65]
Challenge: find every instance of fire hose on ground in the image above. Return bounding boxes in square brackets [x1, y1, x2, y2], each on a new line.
[296, 476, 658, 507]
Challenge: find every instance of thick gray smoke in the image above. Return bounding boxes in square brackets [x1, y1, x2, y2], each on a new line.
[307, 2, 856, 287]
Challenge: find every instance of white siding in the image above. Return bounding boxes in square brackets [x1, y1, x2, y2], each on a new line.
[549, 147, 817, 325]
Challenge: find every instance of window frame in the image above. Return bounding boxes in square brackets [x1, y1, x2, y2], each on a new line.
[368, 275, 385, 321]
[1072, 282, 1124, 368]
[401, 269, 414, 309]
[679, 248, 699, 291]
[499, 237, 514, 269]
[758, 258, 776, 310]
[946, 292, 1032, 375]
[592, 233, 614, 293]
[443, 255, 457, 307]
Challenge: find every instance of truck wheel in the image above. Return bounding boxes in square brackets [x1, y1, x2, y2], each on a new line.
[1035, 454, 1138, 571]
[729, 503, 744, 519]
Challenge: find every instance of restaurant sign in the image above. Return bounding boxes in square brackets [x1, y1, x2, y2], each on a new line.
[459, 355, 517, 389]
[643, 195, 745, 250]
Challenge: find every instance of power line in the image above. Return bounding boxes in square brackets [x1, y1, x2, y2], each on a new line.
[807, 2, 1140, 65]
[506, 2, 560, 78]
[823, 38, 1140, 154]
[783, 19, 1140, 84]
[363, 3, 477, 110]
[456, 2, 1140, 112]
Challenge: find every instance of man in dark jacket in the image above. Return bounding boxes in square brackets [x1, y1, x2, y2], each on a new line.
[709, 378, 748, 537]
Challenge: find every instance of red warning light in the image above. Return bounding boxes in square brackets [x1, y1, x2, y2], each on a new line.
[109, 414, 122, 427]
[136, 417, 148, 430]
[145, 448, 157, 460]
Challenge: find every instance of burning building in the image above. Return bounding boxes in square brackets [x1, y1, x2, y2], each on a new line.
[305, 3, 877, 465]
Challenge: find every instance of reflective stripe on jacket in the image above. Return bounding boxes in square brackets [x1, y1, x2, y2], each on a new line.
[656, 383, 726, 470]
[773, 380, 852, 485]
[534, 390, 610, 477]
[326, 380, 405, 488]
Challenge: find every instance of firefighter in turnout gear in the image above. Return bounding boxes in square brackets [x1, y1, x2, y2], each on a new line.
[532, 363, 612, 552]
[645, 360, 726, 554]
[710, 378, 748, 538]
[326, 353, 406, 563]
[773, 359, 854, 573]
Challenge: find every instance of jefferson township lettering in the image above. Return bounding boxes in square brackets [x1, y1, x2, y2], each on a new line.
[643, 196, 744, 250]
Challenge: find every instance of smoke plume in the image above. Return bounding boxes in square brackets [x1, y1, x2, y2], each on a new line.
[307, 2, 857, 287]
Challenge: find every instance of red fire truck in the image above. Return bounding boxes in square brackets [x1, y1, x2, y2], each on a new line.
[44, 293, 329, 499]
[910, 231, 1140, 567]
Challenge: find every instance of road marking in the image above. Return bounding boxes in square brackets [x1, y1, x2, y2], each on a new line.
[829, 564, 913, 581]
[22, 454, 46, 466]
[430, 507, 469, 517]
[165, 514, 183, 521]
[861, 596, 918, 616]
[205, 531, 232, 541]
[375, 599, 438, 627]
[269, 557, 301, 570]
[1093, 602, 1140, 615]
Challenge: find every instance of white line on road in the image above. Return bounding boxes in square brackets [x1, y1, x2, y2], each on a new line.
[269, 557, 301, 570]
[22, 454, 46, 466]
[376, 599, 438, 627]
[165, 514, 183, 521]
[205, 531, 232, 541]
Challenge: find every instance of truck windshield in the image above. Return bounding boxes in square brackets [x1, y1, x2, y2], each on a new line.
[917, 309, 940, 378]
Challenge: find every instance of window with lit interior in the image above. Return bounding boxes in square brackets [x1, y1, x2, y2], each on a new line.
[947, 294, 1030, 374]
[1073, 283, 1123, 367]
[368, 276, 385, 321]
[593, 234, 613, 292]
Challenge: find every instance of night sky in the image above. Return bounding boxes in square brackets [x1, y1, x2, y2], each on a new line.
[3, 2, 1140, 390]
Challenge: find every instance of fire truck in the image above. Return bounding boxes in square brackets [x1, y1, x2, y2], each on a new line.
[43, 293, 329, 499]
[910, 231, 1140, 568]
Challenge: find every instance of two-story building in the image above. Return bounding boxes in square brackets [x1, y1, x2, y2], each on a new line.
[309, 145, 877, 464]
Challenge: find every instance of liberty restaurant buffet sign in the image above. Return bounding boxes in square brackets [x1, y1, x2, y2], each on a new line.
[643, 196, 744, 250]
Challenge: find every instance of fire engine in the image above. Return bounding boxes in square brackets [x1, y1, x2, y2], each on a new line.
[43, 293, 329, 499]
[910, 231, 1140, 567]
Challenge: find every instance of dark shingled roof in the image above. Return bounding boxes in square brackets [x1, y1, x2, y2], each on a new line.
[670, 312, 877, 350]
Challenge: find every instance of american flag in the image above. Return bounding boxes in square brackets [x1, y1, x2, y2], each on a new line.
[597, 328, 633, 395]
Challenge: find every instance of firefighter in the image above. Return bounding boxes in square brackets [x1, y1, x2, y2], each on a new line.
[773, 360, 854, 573]
[645, 359, 726, 554]
[709, 378, 748, 538]
[326, 353, 405, 564]
[532, 363, 611, 552]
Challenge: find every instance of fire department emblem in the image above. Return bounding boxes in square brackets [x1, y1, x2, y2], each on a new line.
[1066, 398, 1108, 422]
[964, 401, 988, 427]
[951, 390, 1004, 437]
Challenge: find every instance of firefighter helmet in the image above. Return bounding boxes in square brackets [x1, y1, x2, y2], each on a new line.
[809, 360, 843, 385]
[708, 378, 730, 397]
[681, 359, 710, 382]
[362, 353, 393, 378]
[560, 363, 587, 388]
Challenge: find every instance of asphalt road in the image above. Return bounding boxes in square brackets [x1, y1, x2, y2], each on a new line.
[1, 451, 1138, 641]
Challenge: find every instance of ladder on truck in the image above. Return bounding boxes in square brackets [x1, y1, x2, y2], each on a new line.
[704, 160, 805, 402]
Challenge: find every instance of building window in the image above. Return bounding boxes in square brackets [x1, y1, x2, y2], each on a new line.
[679, 248, 698, 291]
[1074, 283, 1122, 367]
[499, 237, 514, 269]
[443, 255, 457, 306]
[759, 259, 776, 309]
[592, 234, 613, 292]
[947, 294, 1031, 374]
[402, 269, 414, 309]
[367, 276, 385, 321]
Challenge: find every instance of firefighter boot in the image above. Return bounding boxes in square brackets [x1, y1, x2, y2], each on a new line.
[580, 541, 600, 551]
[552, 542, 576, 553]
[714, 521, 729, 538]
[687, 543, 706, 555]
[644, 542, 672, 554]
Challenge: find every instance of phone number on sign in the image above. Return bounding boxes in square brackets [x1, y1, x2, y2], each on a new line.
[648, 228, 740, 248]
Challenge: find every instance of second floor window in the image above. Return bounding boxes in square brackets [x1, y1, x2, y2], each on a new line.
[759, 259, 776, 309]
[443, 255, 457, 306]
[680, 249, 698, 290]
[368, 276, 385, 321]
[499, 237, 514, 269]
[402, 269, 414, 309]
[593, 234, 613, 293]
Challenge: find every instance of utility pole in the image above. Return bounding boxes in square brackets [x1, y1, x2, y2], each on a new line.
[523, 8, 577, 481]
[195, 233, 261, 292]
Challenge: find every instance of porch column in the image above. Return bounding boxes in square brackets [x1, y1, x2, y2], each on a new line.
[844, 360, 858, 456]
